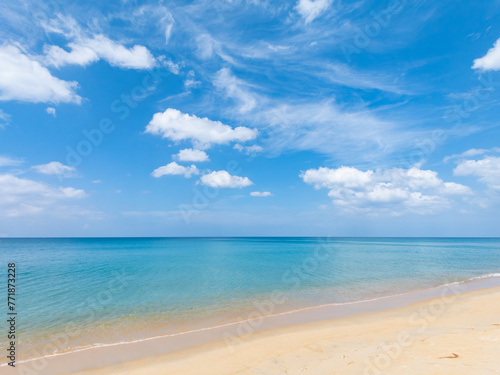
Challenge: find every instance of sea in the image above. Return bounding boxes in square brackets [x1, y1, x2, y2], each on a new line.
[1, 237, 500, 363]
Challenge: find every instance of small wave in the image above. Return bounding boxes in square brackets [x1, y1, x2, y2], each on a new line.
[467, 273, 500, 281]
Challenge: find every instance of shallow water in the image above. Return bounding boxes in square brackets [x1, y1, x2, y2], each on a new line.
[1, 237, 499, 362]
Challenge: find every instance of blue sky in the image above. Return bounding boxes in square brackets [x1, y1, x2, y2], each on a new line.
[1, 0, 500, 236]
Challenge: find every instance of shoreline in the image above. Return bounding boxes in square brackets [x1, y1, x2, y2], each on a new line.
[11, 274, 500, 375]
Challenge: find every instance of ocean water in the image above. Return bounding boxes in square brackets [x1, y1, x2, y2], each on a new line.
[1, 237, 500, 362]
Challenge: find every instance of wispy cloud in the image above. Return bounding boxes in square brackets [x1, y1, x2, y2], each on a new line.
[45, 107, 56, 116]
[0, 155, 23, 167]
[250, 191, 272, 197]
[214, 68, 258, 113]
[0, 173, 87, 217]
[317, 63, 413, 95]
[0, 109, 11, 128]
[444, 147, 500, 162]
[32, 161, 77, 178]
[295, 0, 333, 23]
[254, 99, 427, 163]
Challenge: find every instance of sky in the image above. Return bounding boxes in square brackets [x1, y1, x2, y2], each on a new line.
[1, 0, 500, 237]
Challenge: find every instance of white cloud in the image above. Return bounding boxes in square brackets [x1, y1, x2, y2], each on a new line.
[151, 162, 199, 178]
[195, 34, 235, 64]
[44, 34, 156, 70]
[234, 144, 263, 155]
[129, 5, 175, 45]
[0, 173, 86, 217]
[250, 191, 272, 197]
[0, 109, 11, 128]
[379, 168, 444, 190]
[38, 15, 156, 70]
[43, 43, 98, 67]
[454, 156, 500, 190]
[443, 182, 472, 195]
[302, 167, 373, 189]
[301, 166, 471, 214]
[164, 17, 174, 44]
[163, 59, 180, 74]
[0, 156, 23, 167]
[185, 76, 201, 89]
[214, 68, 257, 113]
[444, 147, 500, 162]
[59, 187, 87, 199]
[196, 34, 217, 60]
[175, 148, 209, 162]
[46, 107, 56, 116]
[473, 38, 500, 71]
[295, 0, 333, 23]
[200, 170, 253, 188]
[0, 44, 81, 104]
[32, 161, 77, 178]
[145, 108, 257, 149]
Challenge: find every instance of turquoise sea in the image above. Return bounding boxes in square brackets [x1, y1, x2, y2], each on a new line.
[1, 237, 500, 362]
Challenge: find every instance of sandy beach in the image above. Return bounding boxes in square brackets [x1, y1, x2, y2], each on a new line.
[13, 281, 500, 375]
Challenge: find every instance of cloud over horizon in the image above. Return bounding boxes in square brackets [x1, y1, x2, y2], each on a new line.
[0, 173, 87, 217]
[301, 166, 471, 215]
